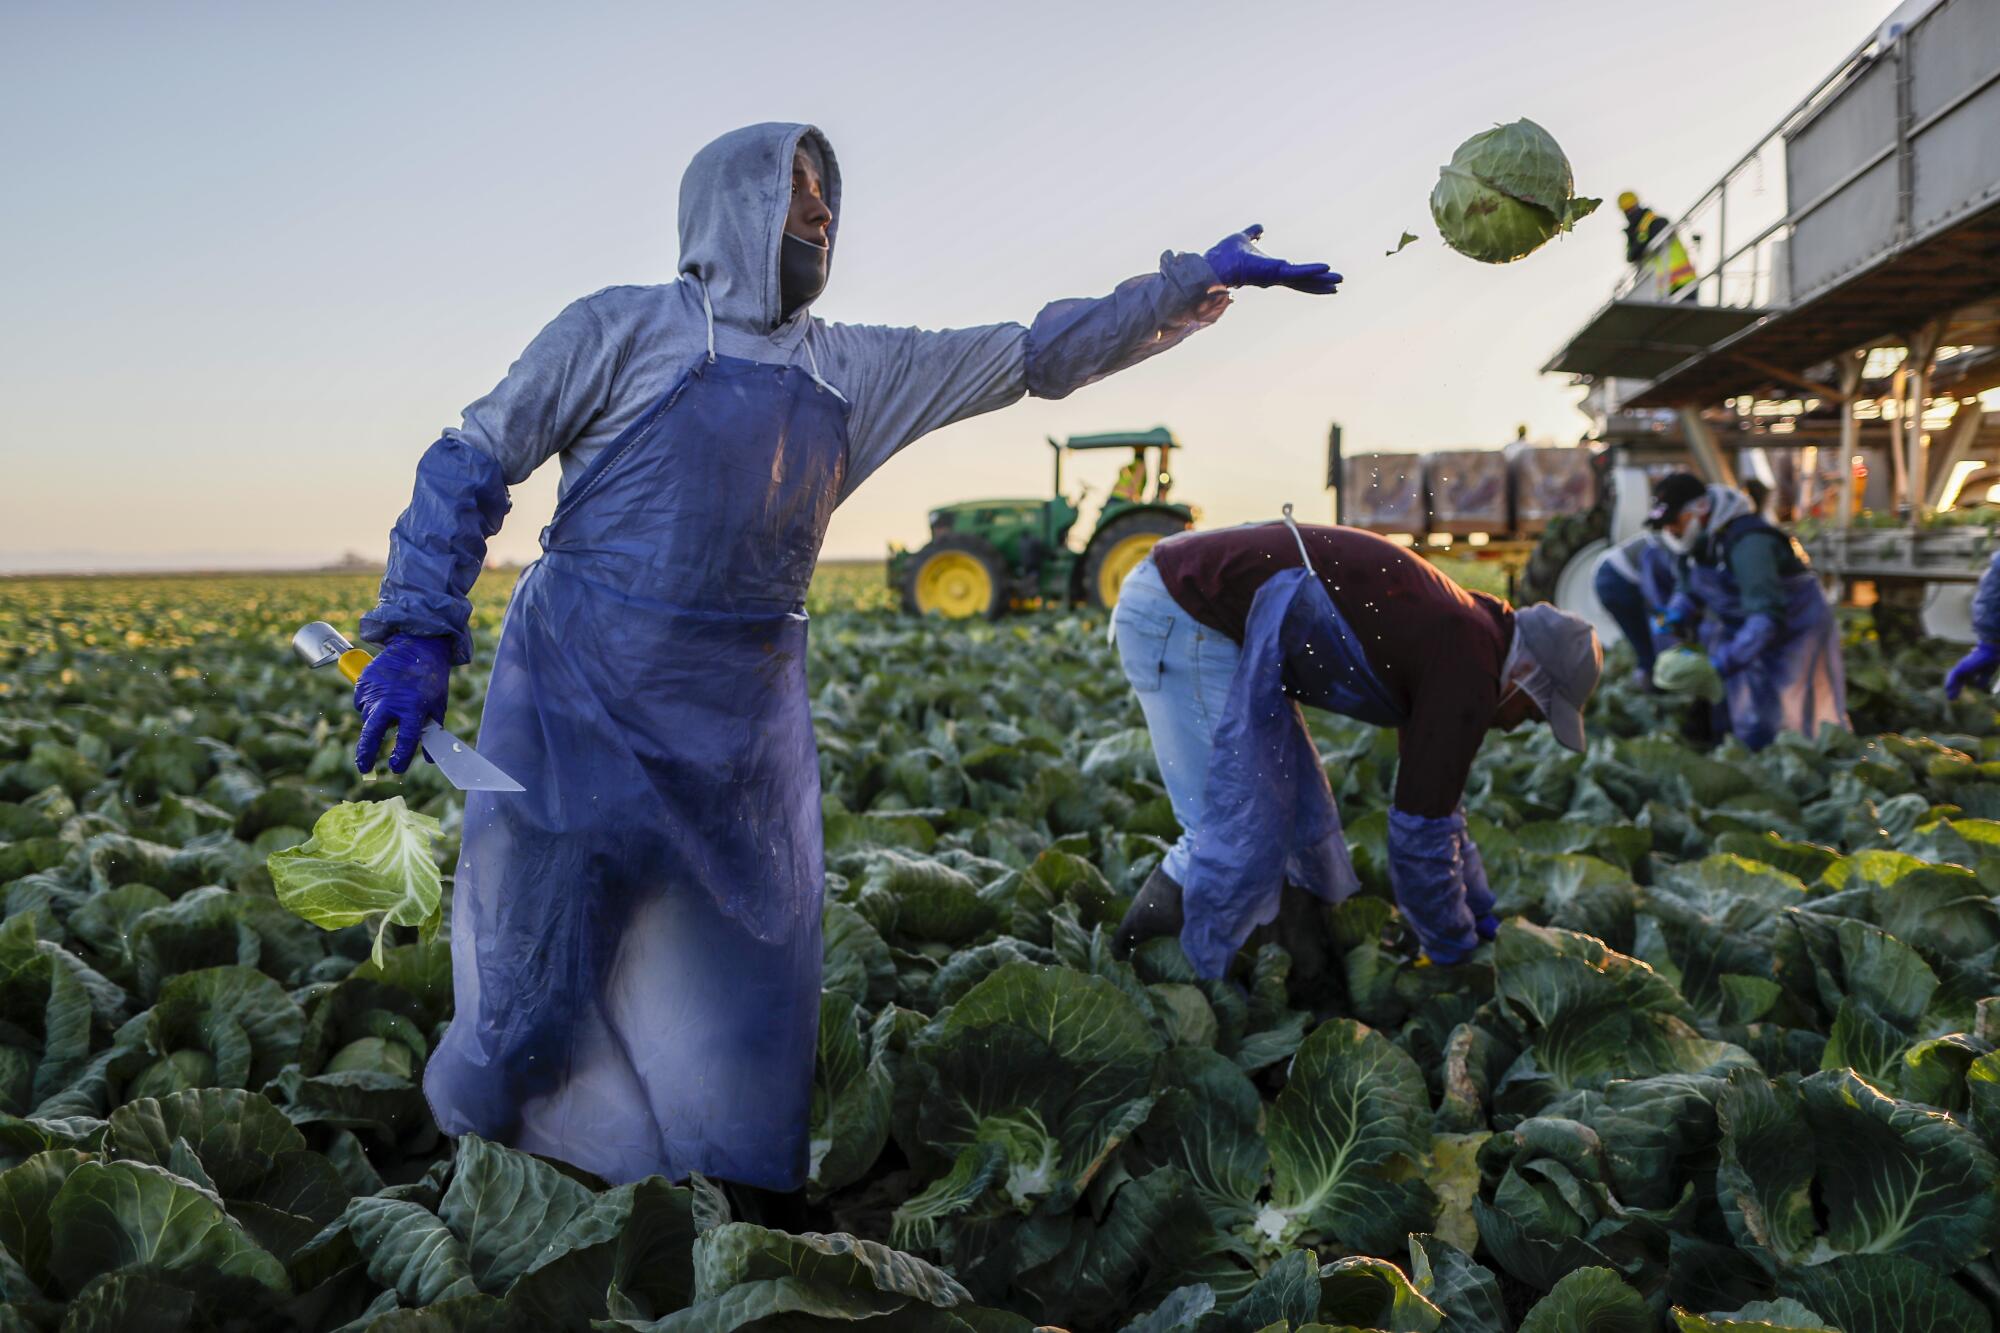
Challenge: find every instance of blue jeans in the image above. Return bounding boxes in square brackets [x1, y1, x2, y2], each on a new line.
[1112, 557, 1242, 883]
[1594, 561, 1659, 677]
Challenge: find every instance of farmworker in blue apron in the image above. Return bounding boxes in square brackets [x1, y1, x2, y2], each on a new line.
[1592, 528, 1677, 684]
[1650, 473, 1847, 750]
[1945, 547, 2000, 699]
[1108, 512, 1603, 976]
[347, 122, 1343, 1206]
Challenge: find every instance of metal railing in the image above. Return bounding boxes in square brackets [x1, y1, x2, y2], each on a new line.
[1612, 32, 1885, 311]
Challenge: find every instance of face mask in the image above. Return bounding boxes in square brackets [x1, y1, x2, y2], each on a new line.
[779, 233, 828, 318]
[1660, 516, 1705, 555]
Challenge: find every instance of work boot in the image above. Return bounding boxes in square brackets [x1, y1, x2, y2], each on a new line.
[723, 1181, 812, 1234]
[1113, 867, 1184, 959]
[1245, 882, 1336, 1007]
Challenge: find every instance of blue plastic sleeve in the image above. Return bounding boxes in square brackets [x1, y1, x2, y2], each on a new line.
[1717, 611, 1780, 675]
[359, 437, 511, 665]
[1975, 550, 2000, 644]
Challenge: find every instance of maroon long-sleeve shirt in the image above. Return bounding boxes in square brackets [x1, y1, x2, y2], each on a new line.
[1149, 523, 1514, 818]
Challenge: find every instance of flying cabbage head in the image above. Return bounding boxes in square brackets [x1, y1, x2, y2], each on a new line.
[1430, 119, 1600, 264]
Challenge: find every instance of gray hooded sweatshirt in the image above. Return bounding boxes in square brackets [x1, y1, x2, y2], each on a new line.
[443, 122, 1223, 509]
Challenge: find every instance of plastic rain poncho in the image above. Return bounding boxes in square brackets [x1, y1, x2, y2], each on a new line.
[358, 122, 1227, 1188]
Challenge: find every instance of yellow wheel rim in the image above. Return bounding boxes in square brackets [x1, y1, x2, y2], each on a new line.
[914, 551, 993, 618]
[1096, 533, 1165, 607]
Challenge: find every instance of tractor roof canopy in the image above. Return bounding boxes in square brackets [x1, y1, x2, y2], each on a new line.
[1060, 428, 1178, 452]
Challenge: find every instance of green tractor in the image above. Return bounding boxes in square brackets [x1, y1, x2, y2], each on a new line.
[891, 428, 1196, 618]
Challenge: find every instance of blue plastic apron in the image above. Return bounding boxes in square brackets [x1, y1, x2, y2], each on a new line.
[1180, 512, 1403, 976]
[424, 313, 849, 1190]
[1686, 561, 1847, 751]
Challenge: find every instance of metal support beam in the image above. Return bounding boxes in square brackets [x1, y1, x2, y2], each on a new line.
[1678, 409, 1736, 487]
[1837, 350, 1866, 529]
[1888, 359, 1910, 514]
[1908, 320, 1944, 527]
[1730, 353, 1850, 404]
[1925, 402, 1990, 509]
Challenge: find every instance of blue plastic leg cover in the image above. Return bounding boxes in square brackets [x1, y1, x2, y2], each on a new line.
[359, 437, 511, 665]
[1458, 817, 1498, 941]
[1387, 808, 1480, 964]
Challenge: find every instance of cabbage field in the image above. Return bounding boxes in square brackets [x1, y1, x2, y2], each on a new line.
[4, 570, 2000, 1332]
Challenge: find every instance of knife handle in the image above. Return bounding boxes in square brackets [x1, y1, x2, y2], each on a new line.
[336, 648, 374, 685]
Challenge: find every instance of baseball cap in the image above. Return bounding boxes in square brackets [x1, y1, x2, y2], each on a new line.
[1647, 473, 1708, 528]
[1509, 605, 1604, 753]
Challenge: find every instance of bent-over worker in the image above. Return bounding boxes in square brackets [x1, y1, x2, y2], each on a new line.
[1651, 473, 1848, 749]
[1109, 515, 1602, 975]
[1594, 528, 1677, 684]
[348, 122, 1343, 1206]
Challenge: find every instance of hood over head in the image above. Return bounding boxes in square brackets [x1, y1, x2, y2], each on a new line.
[678, 122, 841, 333]
[1700, 482, 1754, 534]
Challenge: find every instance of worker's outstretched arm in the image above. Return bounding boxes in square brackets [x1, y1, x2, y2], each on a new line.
[823, 227, 1337, 499]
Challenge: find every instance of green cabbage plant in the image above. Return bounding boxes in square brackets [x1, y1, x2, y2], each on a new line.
[1430, 119, 1600, 263]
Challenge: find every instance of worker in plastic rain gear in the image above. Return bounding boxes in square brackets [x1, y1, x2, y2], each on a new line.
[1650, 473, 1848, 750]
[1620, 191, 1696, 299]
[1112, 448, 1148, 503]
[1593, 529, 1678, 684]
[1945, 548, 2000, 700]
[1107, 511, 1602, 976]
[348, 122, 1344, 1203]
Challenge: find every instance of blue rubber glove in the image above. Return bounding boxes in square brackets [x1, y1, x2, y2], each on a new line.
[1203, 225, 1342, 294]
[1387, 809, 1481, 965]
[354, 635, 453, 775]
[1946, 641, 2000, 700]
[1712, 612, 1779, 676]
[1659, 594, 1698, 641]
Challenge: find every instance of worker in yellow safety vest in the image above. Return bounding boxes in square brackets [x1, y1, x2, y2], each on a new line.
[1112, 448, 1147, 502]
[1620, 191, 1696, 298]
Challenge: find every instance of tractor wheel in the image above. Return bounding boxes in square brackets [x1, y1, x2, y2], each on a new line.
[1084, 512, 1190, 611]
[902, 534, 1007, 620]
[1517, 507, 1611, 608]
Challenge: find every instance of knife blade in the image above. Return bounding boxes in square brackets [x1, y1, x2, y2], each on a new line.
[417, 721, 526, 792]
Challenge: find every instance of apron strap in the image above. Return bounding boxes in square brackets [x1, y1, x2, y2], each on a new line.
[803, 330, 849, 404]
[1281, 503, 1316, 574]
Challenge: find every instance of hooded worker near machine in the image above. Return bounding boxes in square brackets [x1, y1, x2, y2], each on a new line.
[1107, 513, 1603, 975]
[1651, 473, 1849, 750]
[347, 123, 1342, 1208]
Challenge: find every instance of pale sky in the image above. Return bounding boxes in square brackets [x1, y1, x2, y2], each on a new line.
[1, 0, 1891, 571]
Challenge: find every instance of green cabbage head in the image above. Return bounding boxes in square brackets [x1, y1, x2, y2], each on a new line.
[1653, 645, 1725, 703]
[1430, 119, 1600, 263]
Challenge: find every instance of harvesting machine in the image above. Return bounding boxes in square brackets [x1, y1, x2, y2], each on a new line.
[1346, 0, 2000, 646]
